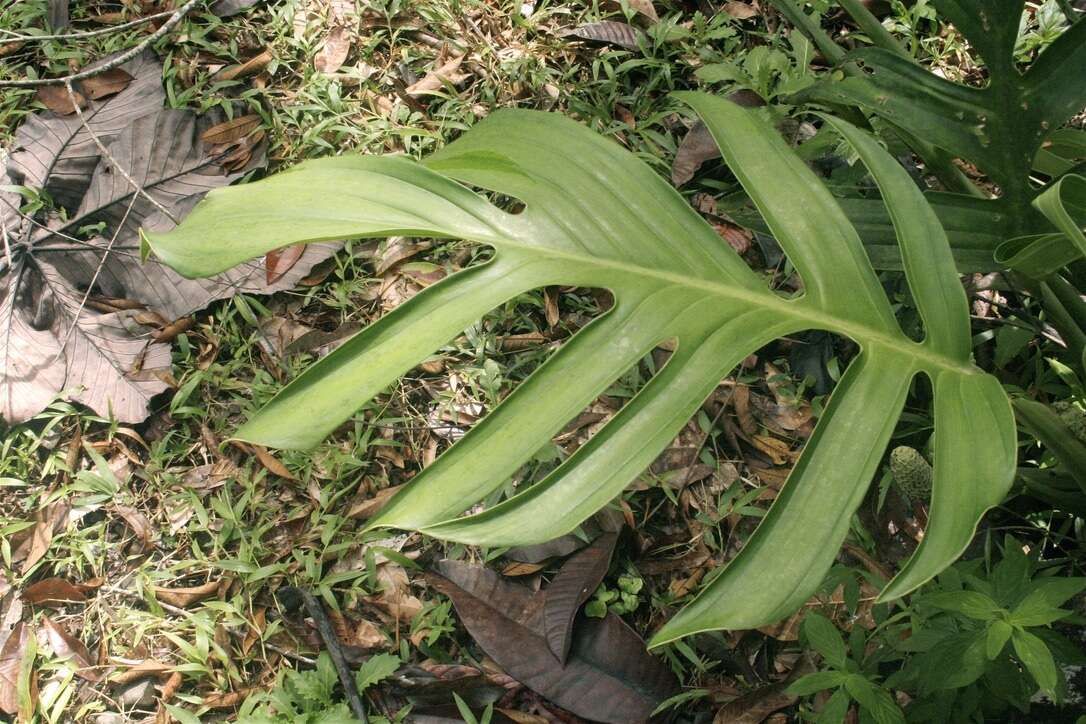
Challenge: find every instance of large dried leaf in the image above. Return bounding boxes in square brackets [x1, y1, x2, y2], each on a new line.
[0, 621, 32, 715]
[543, 532, 618, 663]
[1, 53, 337, 423]
[427, 560, 676, 723]
[566, 21, 644, 50]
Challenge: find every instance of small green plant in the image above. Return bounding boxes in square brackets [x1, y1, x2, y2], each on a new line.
[788, 613, 906, 724]
[237, 652, 402, 724]
[790, 541, 1086, 723]
[585, 574, 644, 618]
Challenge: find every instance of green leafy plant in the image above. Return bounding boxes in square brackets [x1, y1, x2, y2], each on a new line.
[766, 0, 1086, 277]
[790, 543, 1085, 723]
[146, 96, 1016, 642]
[585, 574, 644, 618]
[237, 652, 401, 723]
[788, 613, 906, 724]
[888, 541, 1085, 720]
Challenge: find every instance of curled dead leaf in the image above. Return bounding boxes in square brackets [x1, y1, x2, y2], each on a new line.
[153, 579, 220, 608]
[21, 577, 97, 606]
[111, 658, 174, 685]
[406, 55, 468, 95]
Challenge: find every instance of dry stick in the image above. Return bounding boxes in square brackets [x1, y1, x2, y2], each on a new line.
[64, 80, 179, 225]
[0, 0, 203, 88]
[0, 8, 178, 42]
[301, 590, 369, 723]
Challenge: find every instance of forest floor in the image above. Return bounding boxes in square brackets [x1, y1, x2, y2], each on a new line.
[0, 1, 1076, 723]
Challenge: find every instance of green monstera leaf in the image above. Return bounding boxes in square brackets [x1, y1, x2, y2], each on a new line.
[145, 95, 1016, 641]
[768, 0, 1086, 273]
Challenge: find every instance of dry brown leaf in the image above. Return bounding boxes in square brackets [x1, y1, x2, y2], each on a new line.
[627, 0, 659, 21]
[723, 1, 761, 19]
[18, 501, 70, 574]
[35, 85, 86, 115]
[202, 688, 256, 709]
[112, 505, 155, 551]
[500, 332, 547, 351]
[376, 564, 424, 621]
[0, 621, 31, 715]
[265, 244, 306, 285]
[732, 384, 756, 437]
[315, 25, 352, 74]
[153, 580, 220, 608]
[111, 658, 174, 685]
[502, 561, 546, 576]
[544, 287, 560, 328]
[200, 114, 261, 145]
[347, 485, 402, 520]
[752, 435, 797, 466]
[42, 616, 101, 682]
[81, 68, 135, 100]
[212, 48, 273, 82]
[249, 443, 299, 481]
[21, 578, 96, 606]
[406, 55, 467, 95]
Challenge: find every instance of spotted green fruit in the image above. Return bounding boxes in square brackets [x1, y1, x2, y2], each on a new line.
[1053, 401, 1086, 445]
[891, 446, 933, 499]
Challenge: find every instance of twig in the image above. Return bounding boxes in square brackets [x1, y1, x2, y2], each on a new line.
[301, 590, 368, 723]
[0, 8, 178, 43]
[0, 0, 203, 88]
[64, 79, 179, 225]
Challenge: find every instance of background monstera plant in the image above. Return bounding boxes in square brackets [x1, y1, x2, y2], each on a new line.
[146, 95, 1016, 642]
[752, 0, 1086, 276]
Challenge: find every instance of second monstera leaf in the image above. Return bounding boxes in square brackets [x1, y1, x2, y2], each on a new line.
[146, 95, 1016, 641]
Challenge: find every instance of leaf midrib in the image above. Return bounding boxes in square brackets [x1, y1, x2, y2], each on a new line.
[494, 233, 976, 376]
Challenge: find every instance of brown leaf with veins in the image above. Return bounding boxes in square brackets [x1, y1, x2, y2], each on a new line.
[42, 616, 101, 682]
[315, 25, 351, 73]
[428, 560, 676, 723]
[0, 621, 33, 715]
[2, 50, 338, 425]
